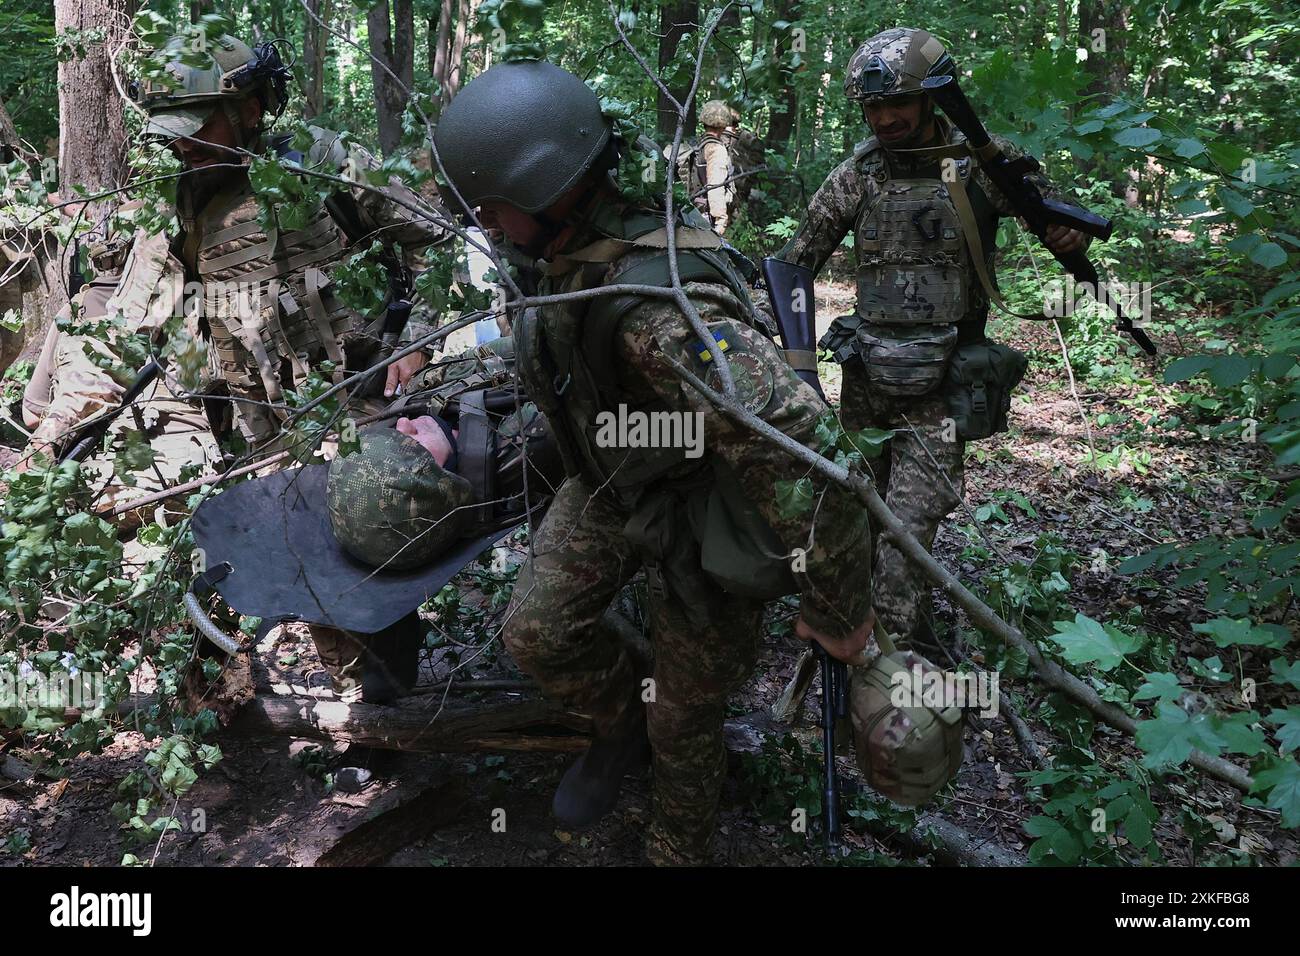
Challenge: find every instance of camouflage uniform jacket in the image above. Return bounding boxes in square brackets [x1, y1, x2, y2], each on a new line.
[778, 116, 1065, 331]
[525, 195, 873, 639]
[173, 125, 447, 446]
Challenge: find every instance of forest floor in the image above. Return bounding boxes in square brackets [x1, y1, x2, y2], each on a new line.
[2, 276, 1297, 868]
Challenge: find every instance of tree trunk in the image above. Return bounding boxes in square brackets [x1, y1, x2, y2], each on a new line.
[444, 0, 473, 106]
[431, 0, 453, 109]
[656, 0, 700, 139]
[28, 0, 131, 359]
[1078, 0, 1129, 97]
[367, 0, 416, 155]
[764, 0, 799, 153]
[0, 95, 19, 147]
[302, 0, 332, 119]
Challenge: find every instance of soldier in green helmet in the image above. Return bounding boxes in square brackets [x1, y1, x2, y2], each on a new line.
[433, 60, 878, 865]
[764, 27, 1090, 652]
[131, 32, 450, 455]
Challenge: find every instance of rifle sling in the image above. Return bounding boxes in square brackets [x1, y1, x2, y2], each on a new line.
[946, 156, 1042, 322]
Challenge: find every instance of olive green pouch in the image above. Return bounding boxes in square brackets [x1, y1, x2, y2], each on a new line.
[944, 342, 1028, 441]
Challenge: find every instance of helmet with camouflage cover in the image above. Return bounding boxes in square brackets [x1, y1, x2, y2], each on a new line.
[433, 61, 617, 214]
[133, 33, 291, 142]
[327, 426, 475, 571]
[849, 645, 964, 805]
[700, 100, 732, 129]
[843, 28, 956, 102]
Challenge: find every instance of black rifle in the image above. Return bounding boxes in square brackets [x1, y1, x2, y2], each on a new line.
[760, 256, 851, 849]
[921, 74, 1157, 356]
[58, 358, 162, 464]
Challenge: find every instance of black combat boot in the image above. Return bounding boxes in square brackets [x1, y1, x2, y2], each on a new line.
[552, 707, 651, 829]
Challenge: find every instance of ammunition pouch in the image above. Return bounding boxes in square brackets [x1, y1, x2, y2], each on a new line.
[855, 322, 957, 397]
[943, 341, 1028, 441]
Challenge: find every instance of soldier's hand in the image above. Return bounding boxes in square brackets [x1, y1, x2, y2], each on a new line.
[796, 610, 877, 666]
[1044, 225, 1089, 254]
[385, 352, 429, 397]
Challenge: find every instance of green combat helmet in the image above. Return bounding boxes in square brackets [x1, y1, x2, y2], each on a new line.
[433, 60, 617, 213]
[699, 99, 732, 130]
[848, 644, 964, 805]
[327, 426, 475, 571]
[843, 27, 956, 102]
[132, 34, 291, 142]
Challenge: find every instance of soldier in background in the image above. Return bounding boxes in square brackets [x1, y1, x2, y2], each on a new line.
[767, 28, 1089, 651]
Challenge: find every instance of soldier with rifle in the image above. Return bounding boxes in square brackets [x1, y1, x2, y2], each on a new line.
[429, 60, 884, 865]
[761, 27, 1154, 657]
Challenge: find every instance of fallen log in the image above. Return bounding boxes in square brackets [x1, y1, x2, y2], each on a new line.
[316, 777, 470, 867]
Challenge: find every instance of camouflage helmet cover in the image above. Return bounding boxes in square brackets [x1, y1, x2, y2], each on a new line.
[135, 34, 286, 141]
[700, 100, 733, 129]
[844, 28, 956, 102]
[327, 426, 475, 571]
[848, 647, 965, 806]
[433, 60, 613, 214]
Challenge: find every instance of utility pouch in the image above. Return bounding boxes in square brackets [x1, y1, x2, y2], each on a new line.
[855, 322, 957, 397]
[944, 341, 1028, 441]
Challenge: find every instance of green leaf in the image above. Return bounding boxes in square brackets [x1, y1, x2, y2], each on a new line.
[1271, 658, 1300, 691]
[1216, 186, 1255, 219]
[1124, 805, 1154, 849]
[1172, 137, 1205, 158]
[1192, 617, 1290, 650]
[1213, 712, 1268, 757]
[1047, 614, 1143, 671]
[1023, 815, 1082, 864]
[1073, 119, 1105, 135]
[1187, 655, 1232, 684]
[1250, 242, 1288, 269]
[1206, 354, 1252, 388]
[1163, 355, 1213, 383]
[1250, 758, 1300, 828]
[1135, 701, 1227, 769]
[1113, 126, 1161, 148]
[1133, 671, 1183, 703]
[774, 477, 815, 520]
[1267, 708, 1300, 753]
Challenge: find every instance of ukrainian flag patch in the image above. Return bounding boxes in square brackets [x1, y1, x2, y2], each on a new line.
[694, 328, 731, 364]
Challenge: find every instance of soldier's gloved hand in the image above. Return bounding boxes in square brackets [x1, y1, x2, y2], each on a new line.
[796, 610, 878, 666]
[385, 352, 429, 397]
[1043, 225, 1090, 254]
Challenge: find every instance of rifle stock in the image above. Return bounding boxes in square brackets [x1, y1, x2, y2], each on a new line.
[921, 74, 1156, 355]
[59, 359, 162, 464]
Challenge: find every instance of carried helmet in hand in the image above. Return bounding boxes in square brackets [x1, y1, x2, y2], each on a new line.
[133, 34, 291, 141]
[844, 28, 956, 102]
[849, 645, 965, 806]
[327, 426, 474, 571]
[433, 60, 616, 214]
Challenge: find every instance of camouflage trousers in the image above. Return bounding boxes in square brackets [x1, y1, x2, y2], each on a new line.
[840, 360, 965, 645]
[503, 476, 762, 866]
